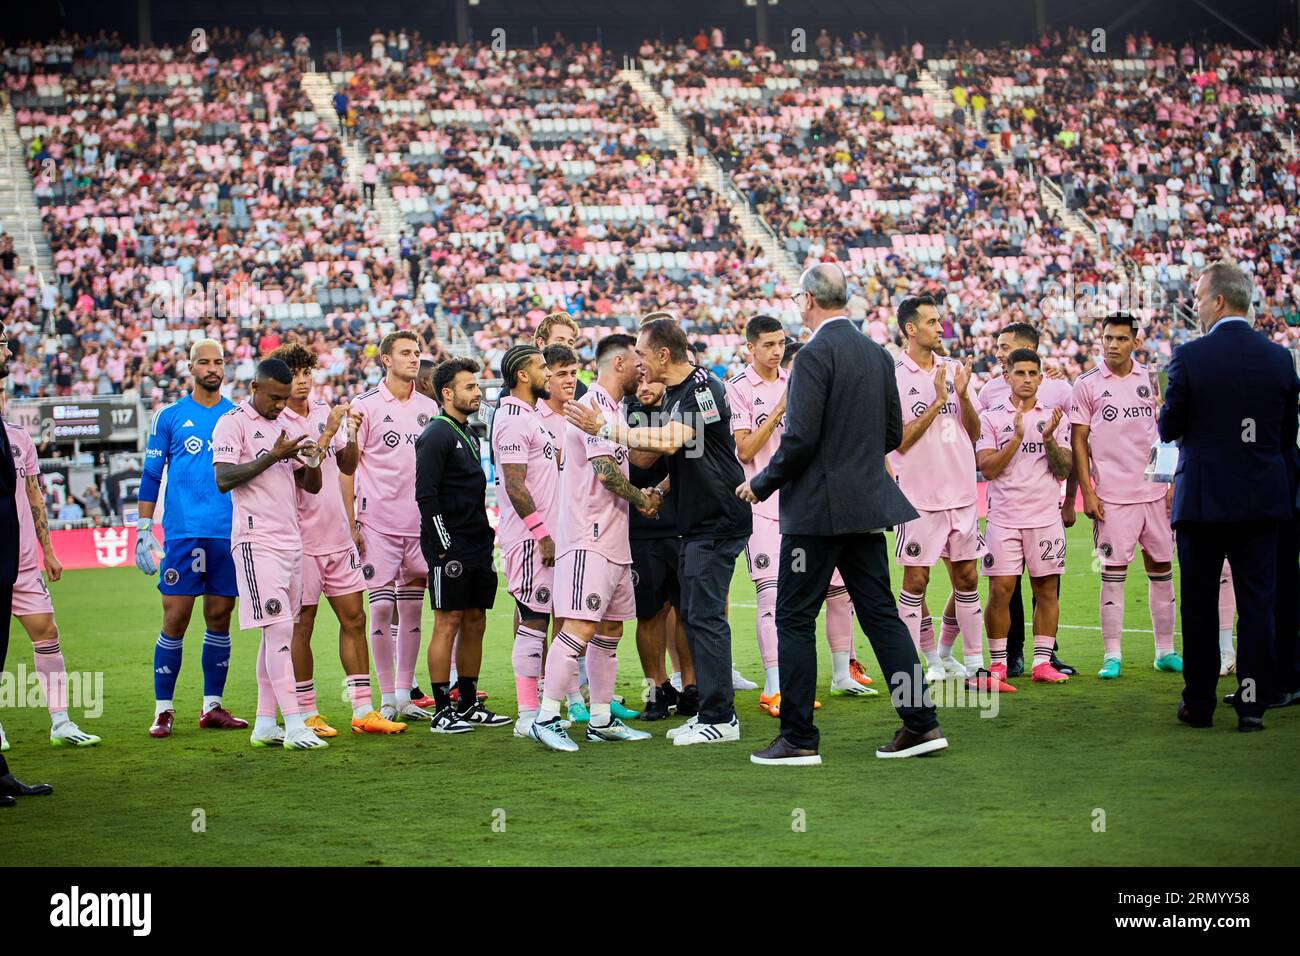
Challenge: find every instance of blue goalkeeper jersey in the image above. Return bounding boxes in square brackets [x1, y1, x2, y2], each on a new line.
[141, 394, 235, 540]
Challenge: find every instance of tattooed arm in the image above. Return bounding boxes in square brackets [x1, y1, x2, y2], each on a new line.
[591, 455, 651, 511]
[502, 462, 556, 565]
[26, 475, 63, 582]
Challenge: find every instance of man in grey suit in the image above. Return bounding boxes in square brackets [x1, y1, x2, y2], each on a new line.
[738, 265, 947, 764]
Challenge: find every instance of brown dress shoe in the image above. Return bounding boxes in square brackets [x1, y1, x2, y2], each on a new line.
[750, 735, 822, 766]
[876, 724, 948, 759]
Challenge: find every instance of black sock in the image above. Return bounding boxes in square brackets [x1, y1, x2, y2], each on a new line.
[410, 684, 425, 700]
[431, 682, 450, 711]
[456, 675, 478, 711]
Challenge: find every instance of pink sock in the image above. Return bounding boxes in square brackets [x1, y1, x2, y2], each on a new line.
[1149, 572, 1176, 655]
[33, 639, 68, 713]
[255, 635, 277, 718]
[898, 590, 925, 651]
[346, 674, 372, 712]
[989, 637, 1008, 667]
[541, 631, 584, 706]
[586, 633, 620, 710]
[395, 586, 424, 693]
[1100, 570, 1126, 658]
[939, 613, 960, 658]
[1032, 634, 1054, 668]
[263, 620, 301, 718]
[295, 679, 316, 713]
[511, 624, 546, 712]
[755, 580, 779, 667]
[953, 591, 984, 666]
[368, 587, 396, 695]
[824, 585, 853, 654]
[1218, 563, 1235, 632]
[919, 615, 936, 654]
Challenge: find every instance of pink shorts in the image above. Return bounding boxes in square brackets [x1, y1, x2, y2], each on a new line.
[505, 539, 555, 615]
[895, 504, 984, 567]
[981, 520, 1066, 579]
[233, 543, 303, 631]
[358, 525, 428, 587]
[1091, 498, 1174, 565]
[553, 549, 636, 622]
[744, 514, 781, 582]
[11, 566, 54, 617]
[302, 547, 367, 605]
[829, 567, 844, 590]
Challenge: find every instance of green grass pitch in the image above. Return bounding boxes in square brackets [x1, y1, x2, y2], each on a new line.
[4, 521, 1298, 867]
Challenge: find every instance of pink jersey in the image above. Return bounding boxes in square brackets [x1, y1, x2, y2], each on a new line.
[351, 378, 437, 537]
[536, 399, 567, 447]
[977, 400, 1071, 529]
[280, 400, 355, 555]
[977, 371, 1072, 414]
[725, 364, 787, 520]
[211, 401, 308, 548]
[492, 396, 560, 551]
[1069, 360, 1164, 504]
[556, 382, 631, 565]
[6, 422, 42, 573]
[887, 352, 976, 510]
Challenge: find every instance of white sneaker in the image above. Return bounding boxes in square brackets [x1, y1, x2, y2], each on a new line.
[283, 727, 330, 750]
[250, 726, 286, 748]
[941, 656, 969, 678]
[672, 715, 740, 746]
[429, 706, 474, 735]
[396, 701, 432, 721]
[1220, 652, 1237, 677]
[666, 716, 699, 740]
[925, 662, 948, 683]
[829, 676, 878, 697]
[731, 668, 758, 691]
[50, 721, 102, 748]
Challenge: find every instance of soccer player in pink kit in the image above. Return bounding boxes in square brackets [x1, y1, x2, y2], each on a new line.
[347, 331, 438, 723]
[492, 345, 561, 739]
[886, 297, 1010, 691]
[1069, 314, 1181, 679]
[2, 417, 100, 748]
[727, 316, 875, 713]
[529, 334, 656, 751]
[976, 349, 1074, 685]
[271, 344, 408, 737]
[212, 358, 328, 750]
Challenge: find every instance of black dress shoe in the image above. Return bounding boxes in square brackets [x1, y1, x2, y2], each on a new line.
[1223, 691, 1288, 709]
[1177, 703, 1213, 728]
[1050, 654, 1077, 676]
[750, 735, 822, 766]
[0, 794, 14, 808]
[1239, 716, 1266, 732]
[1006, 655, 1025, 678]
[0, 773, 53, 797]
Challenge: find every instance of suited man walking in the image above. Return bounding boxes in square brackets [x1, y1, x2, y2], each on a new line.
[1158, 262, 1300, 731]
[739, 265, 946, 764]
[0, 326, 54, 805]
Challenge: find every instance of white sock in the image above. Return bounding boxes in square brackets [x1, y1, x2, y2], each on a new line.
[254, 715, 278, 735]
[831, 651, 850, 683]
[155, 698, 174, 716]
[1219, 630, 1235, 655]
[202, 695, 222, 714]
[577, 656, 589, 689]
[284, 712, 307, 734]
[518, 709, 537, 725]
[670, 670, 681, 688]
[394, 687, 412, 707]
[381, 691, 397, 708]
[763, 665, 780, 696]
[50, 710, 70, 730]
[538, 698, 562, 721]
[352, 705, 373, 719]
[924, 649, 942, 668]
[589, 702, 612, 727]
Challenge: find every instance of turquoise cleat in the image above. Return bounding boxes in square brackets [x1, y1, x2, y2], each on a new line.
[566, 700, 590, 723]
[610, 698, 641, 721]
[1097, 657, 1122, 680]
[1154, 653, 1184, 673]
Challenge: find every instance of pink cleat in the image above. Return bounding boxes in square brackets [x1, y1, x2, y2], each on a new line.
[1031, 661, 1071, 684]
[966, 667, 1018, 694]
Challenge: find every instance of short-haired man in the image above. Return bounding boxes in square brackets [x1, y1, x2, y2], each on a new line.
[536, 312, 586, 398]
[976, 349, 1074, 686]
[1069, 314, 1181, 679]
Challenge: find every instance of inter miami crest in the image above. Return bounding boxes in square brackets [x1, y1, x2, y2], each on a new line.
[362, 564, 375, 580]
[755, 553, 770, 570]
[1036, 420, 1046, 433]
[163, 568, 180, 585]
[1137, 385, 1150, 399]
[535, 586, 551, 605]
[318, 422, 326, 435]
[417, 413, 430, 426]
[265, 598, 282, 616]
[446, 560, 464, 579]
[585, 593, 602, 611]
[1099, 542, 1114, 559]
[905, 541, 922, 558]
[983, 553, 995, 569]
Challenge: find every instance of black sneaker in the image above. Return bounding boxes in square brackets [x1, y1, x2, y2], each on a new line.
[676, 684, 700, 718]
[429, 706, 474, 734]
[1006, 654, 1025, 678]
[455, 701, 511, 727]
[1049, 653, 1077, 676]
[640, 681, 678, 721]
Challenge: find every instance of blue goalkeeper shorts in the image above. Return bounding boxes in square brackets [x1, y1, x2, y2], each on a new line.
[158, 537, 238, 597]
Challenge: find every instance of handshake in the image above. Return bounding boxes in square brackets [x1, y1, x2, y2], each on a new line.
[637, 487, 664, 519]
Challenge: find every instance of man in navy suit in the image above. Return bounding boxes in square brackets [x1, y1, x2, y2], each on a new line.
[1158, 262, 1300, 730]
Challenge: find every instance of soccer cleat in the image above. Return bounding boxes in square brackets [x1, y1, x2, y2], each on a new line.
[940, 655, 969, 679]
[848, 658, 874, 685]
[410, 692, 439, 709]
[149, 709, 175, 738]
[396, 702, 433, 721]
[566, 700, 591, 723]
[428, 706, 474, 734]
[925, 662, 947, 683]
[672, 715, 741, 747]
[513, 714, 535, 738]
[585, 718, 652, 743]
[1154, 653, 1183, 674]
[1098, 658, 1122, 680]
[759, 692, 820, 717]
[529, 715, 579, 752]
[610, 697, 641, 721]
[283, 727, 329, 750]
[199, 705, 249, 730]
[250, 726, 286, 748]
[305, 714, 338, 738]
[0, 723, 7, 752]
[447, 687, 489, 706]
[1220, 652, 1237, 677]
[669, 672, 683, 693]
[731, 668, 758, 691]
[965, 667, 1017, 693]
[1049, 653, 1077, 676]
[1005, 655, 1025, 678]
[455, 702, 511, 727]
[829, 676, 879, 697]
[351, 711, 408, 734]
[50, 722, 101, 748]
[1031, 661, 1071, 684]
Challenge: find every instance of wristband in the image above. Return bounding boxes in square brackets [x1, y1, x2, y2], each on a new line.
[523, 512, 551, 541]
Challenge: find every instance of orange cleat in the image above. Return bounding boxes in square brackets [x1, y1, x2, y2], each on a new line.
[849, 658, 874, 686]
[758, 692, 820, 718]
[351, 710, 409, 734]
[305, 714, 338, 738]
